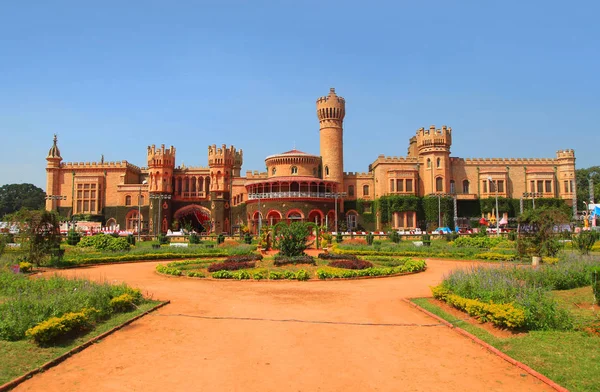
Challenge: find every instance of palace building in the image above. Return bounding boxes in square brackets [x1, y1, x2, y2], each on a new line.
[45, 88, 577, 234]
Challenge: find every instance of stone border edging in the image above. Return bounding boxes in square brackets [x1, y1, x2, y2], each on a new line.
[403, 298, 569, 392]
[0, 300, 171, 392]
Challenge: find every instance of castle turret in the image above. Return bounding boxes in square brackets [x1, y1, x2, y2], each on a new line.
[45, 134, 63, 211]
[147, 144, 175, 234]
[416, 125, 452, 195]
[317, 88, 345, 190]
[208, 144, 241, 234]
[555, 149, 576, 204]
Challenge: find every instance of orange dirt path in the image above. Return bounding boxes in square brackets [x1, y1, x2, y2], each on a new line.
[14, 259, 552, 392]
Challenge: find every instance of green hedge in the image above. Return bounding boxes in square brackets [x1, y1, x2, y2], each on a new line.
[58, 252, 229, 267]
[317, 259, 426, 279]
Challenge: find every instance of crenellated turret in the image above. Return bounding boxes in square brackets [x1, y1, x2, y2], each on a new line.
[416, 125, 452, 154]
[416, 125, 452, 195]
[147, 144, 175, 193]
[207, 144, 240, 234]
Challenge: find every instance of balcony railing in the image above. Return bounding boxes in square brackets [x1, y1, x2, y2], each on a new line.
[175, 191, 206, 199]
[248, 191, 336, 200]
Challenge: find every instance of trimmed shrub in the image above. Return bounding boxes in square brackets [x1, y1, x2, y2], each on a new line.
[66, 229, 81, 246]
[126, 234, 136, 246]
[336, 232, 343, 243]
[317, 259, 426, 280]
[19, 262, 33, 273]
[110, 293, 139, 312]
[366, 232, 374, 245]
[25, 308, 100, 345]
[189, 233, 200, 244]
[217, 234, 225, 245]
[421, 234, 431, 247]
[572, 232, 596, 255]
[273, 255, 316, 266]
[328, 259, 373, 270]
[186, 271, 205, 278]
[78, 234, 130, 251]
[252, 271, 267, 280]
[295, 269, 310, 281]
[207, 261, 256, 272]
[156, 264, 183, 276]
[388, 231, 401, 243]
[244, 233, 252, 245]
[158, 234, 169, 245]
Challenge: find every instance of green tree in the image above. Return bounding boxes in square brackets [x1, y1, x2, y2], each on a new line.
[274, 222, 310, 257]
[6, 209, 61, 266]
[517, 207, 570, 257]
[0, 183, 45, 219]
[576, 166, 600, 208]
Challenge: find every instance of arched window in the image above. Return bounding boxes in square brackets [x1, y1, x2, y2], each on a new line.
[272, 167, 276, 175]
[449, 180, 455, 194]
[325, 166, 330, 176]
[363, 185, 369, 196]
[125, 195, 132, 206]
[348, 185, 355, 197]
[291, 166, 298, 175]
[427, 158, 431, 168]
[435, 177, 443, 192]
[436, 158, 441, 168]
[462, 180, 470, 194]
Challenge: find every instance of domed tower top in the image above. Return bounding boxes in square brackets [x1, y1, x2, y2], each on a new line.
[316, 88, 346, 123]
[46, 134, 62, 168]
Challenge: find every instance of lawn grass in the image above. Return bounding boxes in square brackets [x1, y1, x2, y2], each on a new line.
[412, 289, 600, 392]
[0, 301, 161, 386]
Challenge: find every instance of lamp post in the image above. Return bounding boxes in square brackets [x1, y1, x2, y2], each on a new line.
[522, 192, 542, 210]
[257, 193, 262, 236]
[149, 193, 172, 238]
[488, 177, 500, 237]
[137, 180, 147, 242]
[333, 191, 347, 233]
[433, 193, 453, 229]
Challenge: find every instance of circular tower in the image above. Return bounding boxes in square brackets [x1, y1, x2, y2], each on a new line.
[317, 88, 345, 190]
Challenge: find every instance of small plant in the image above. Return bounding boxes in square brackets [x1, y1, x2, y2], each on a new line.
[189, 233, 200, 244]
[592, 267, 600, 305]
[66, 229, 81, 246]
[336, 232, 343, 243]
[572, 232, 596, 255]
[158, 234, 169, 245]
[388, 231, 400, 243]
[19, 261, 33, 273]
[366, 232, 374, 246]
[127, 234, 136, 246]
[244, 233, 252, 245]
[274, 222, 311, 257]
[217, 234, 225, 245]
[328, 259, 374, 270]
[421, 234, 431, 247]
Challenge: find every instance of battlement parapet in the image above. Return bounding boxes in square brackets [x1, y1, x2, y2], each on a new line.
[61, 160, 141, 171]
[343, 172, 373, 178]
[147, 144, 176, 167]
[316, 88, 345, 122]
[245, 170, 268, 179]
[416, 125, 452, 150]
[454, 157, 558, 165]
[372, 155, 419, 164]
[208, 144, 243, 166]
[556, 149, 575, 159]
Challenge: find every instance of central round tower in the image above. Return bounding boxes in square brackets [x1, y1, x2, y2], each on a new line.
[317, 88, 345, 190]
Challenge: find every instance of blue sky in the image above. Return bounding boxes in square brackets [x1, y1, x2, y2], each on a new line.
[1, 1, 598, 190]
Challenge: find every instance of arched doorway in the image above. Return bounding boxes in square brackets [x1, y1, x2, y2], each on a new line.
[125, 210, 143, 232]
[174, 205, 211, 233]
[286, 209, 304, 224]
[307, 209, 324, 226]
[266, 210, 282, 227]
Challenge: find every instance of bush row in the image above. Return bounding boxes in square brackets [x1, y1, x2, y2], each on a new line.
[211, 269, 311, 281]
[225, 254, 263, 262]
[25, 308, 100, 345]
[318, 253, 358, 260]
[207, 261, 256, 272]
[156, 264, 206, 278]
[431, 286, 526, 329]
[473, 252, 516, 261]
[78, 234, 130, 251]
[592, 267, 600, 305]
[273, 255, 316, 266]
[58, 252, 229, 267]
[317, 259, 426, 280]
[328, 259, 373, 270]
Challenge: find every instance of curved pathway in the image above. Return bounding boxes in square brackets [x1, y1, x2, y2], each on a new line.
[15, 259, 551, 392]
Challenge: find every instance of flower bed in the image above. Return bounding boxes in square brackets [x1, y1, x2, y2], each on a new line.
[328, 259, 373, 270]
[207, 261, 256, 273]
[317, 259, 426, 279]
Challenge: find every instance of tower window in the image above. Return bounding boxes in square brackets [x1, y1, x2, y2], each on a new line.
[450, 180, 455, 194]
[363, 185, 369, 196]
[436, 158, 441, 168]
[427, 158, 431, 168]
[325, 166, 329, 177]
[435, 177, 443, 192]
[272, 167, 276, 175]
[291, 166, 298, 175]
[125, 195, 132, 206]
[348, 185, 355, 197]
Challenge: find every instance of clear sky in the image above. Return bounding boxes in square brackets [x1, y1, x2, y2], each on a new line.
[1, 1, 598, 190]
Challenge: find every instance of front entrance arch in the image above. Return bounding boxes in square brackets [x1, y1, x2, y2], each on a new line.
[174, 204, 211, 233]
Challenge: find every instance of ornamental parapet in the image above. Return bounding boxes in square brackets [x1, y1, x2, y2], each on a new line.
[61, 160, 141, 172]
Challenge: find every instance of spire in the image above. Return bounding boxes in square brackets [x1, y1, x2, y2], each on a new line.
[47, 133, 62, 159]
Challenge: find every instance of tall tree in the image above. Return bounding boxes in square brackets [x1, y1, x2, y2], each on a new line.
[5, 209, 61, 266]
[0, 183, 45, 219]
[576, 166, 600, 209]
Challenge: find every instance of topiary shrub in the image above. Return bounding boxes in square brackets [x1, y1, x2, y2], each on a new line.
[217, 234, 225, 245]
[274, 222, 310, 257]
[67, 229, 81, 246]
[127, 234, 136, 246]
[421, 234, 431, 247]
[189, 233, 200, 244]
[158, 234, 169, 245]
[244, 233, 252, 244]
[366, 232, 374, 246]
[336, 232, 343, 243]
[388, 231, 401, 243]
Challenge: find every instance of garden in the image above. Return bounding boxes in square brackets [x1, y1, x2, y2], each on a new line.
[0, 268, 161, 386]
[412, 253, 600, 391]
